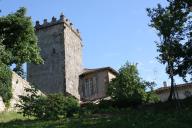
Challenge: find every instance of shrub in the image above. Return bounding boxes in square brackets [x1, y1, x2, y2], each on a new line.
[17, 87, 79, 120]
[107, 62, 160, 108]
[64, 96, 80, 117]
[107, 62, 147, 107]
[80, 102, 98, 115]
[143, 81, 160, 104]
[0, 63, 12, 107]
[16, 87, 42, 117]
[146, 91, 160, 104]
[98, 99, 114, 109]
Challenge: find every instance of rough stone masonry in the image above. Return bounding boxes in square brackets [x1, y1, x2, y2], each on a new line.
[27, 13, 83, 99]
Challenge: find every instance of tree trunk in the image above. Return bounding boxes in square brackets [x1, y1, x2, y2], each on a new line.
[168, 75, 174, 101]
[168, 62, 175, 101]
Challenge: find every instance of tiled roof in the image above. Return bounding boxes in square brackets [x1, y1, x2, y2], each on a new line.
[80, 67, 118, 76]
[155, 83, 192, 94]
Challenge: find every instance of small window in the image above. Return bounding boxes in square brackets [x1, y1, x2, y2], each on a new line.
[52, 48, 56, 54]
[16, 79, 19, 84]
[83, 78, 94, 98]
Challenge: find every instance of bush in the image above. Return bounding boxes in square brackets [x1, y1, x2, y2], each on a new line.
[98, 99, 114, 109]
[16, 87, 43, 118]
[107, 62, 147, 107]
[107, 62, 160, 108]
[17, 87, 80, 120]
[64, 96, 80, 117]
[80, 102, 98, 115]
[0, 63, 12, 107]
[146, 91, 160, 104]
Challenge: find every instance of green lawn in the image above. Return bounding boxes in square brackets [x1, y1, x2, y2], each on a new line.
[0, 112, 26, 122]
[0, 98, 192, 128]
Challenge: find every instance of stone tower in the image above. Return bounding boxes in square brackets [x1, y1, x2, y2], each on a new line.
[27, 14, 82, 99]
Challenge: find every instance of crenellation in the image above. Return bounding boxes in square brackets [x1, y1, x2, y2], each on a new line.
[34, 14, 81, 40]
[43, 19, 48, 25]
[64, 18, 71, 26]
[35, 20, 40, 26]
[76, 29, 80, 33]
[51, 16, 57, 23]
[60, 13, 64, 21]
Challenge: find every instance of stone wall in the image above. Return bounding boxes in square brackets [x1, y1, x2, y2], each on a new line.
[64, 22, 82, 99]
[28, 23, 65, 94]
[0, 72, 32, 112]
[157, 87, 192, 102]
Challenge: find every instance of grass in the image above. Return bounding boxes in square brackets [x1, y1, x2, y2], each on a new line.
[0, 112, 26, 122]
[0, 98, 192, 128]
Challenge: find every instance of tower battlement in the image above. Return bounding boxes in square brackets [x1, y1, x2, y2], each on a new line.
[35, 13, 81, 40]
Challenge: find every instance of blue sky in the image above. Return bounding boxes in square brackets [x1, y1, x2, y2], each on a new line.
[0, 0, 185, 87]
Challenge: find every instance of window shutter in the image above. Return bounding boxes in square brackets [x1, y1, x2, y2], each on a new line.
[93, 76, 97, 94]
[82, 79, 85, 97]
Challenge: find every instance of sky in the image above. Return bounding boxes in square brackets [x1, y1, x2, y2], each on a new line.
[0, 0, 185, 87]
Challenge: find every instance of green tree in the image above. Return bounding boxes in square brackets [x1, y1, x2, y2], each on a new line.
[0, 7, 43, 75]
[0, 63, 12, 107]
[143, 81, 160, 103]
[108, 62, 151, 107]
[147, 0, 191, 101]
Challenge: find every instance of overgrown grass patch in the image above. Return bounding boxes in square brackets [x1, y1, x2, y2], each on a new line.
[0, 112, 27, 122]
[1, 97, 192, 128]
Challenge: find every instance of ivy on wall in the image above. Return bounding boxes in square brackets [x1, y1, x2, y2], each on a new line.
[0, 63, 12, 107]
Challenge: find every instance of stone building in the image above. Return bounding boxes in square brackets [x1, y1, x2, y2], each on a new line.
[80, 67, 117, 101]
[27, 14, 117, 101]
[155, 83, 192, 102]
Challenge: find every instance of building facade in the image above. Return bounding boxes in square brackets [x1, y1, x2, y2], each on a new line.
[79, 67, 117, 101]
[156, 83, 192, 102]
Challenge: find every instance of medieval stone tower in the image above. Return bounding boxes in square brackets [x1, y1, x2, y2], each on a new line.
[27, 13, 82, 99]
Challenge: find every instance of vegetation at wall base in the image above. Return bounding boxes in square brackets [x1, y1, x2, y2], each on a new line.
[0, 63, 12, 107]
[1, 97, 192, 128]
[16, 87, 80, 120]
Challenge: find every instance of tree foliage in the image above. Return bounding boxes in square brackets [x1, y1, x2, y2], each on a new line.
[17, 87, 79, 120]
[107, 62, 159, 107]
[147, 0, 192, 100]
[0, 63, 12, 107]
[0, 7, 43, 75]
